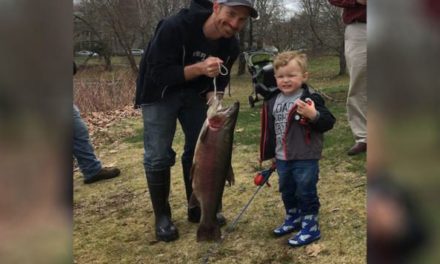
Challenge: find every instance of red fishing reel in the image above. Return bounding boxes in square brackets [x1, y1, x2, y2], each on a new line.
[253, 164, 276, 187]
[254, 173, 270, 186]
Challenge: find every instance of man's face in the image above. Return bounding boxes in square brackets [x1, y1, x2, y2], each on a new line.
[213, 4, 250, 38]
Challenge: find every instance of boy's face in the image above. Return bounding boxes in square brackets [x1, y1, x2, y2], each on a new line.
[213, 4, 250, 38]
[274, 60, 308, 96]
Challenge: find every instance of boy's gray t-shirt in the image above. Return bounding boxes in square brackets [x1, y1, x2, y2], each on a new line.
[272, 90, 302, 160]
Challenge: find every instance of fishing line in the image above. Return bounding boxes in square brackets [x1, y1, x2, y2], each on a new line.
[212, 62, 228, 97]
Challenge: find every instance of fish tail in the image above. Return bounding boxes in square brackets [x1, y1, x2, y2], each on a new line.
[197, 223, 221, 242]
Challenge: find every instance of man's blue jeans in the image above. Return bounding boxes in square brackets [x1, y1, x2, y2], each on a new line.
[276, 159, 320, 215]
[141, 89, 207, 173]
[73, 105, 102, 179]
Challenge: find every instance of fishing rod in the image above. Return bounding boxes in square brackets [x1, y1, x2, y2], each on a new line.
[226, 163, 276, 232]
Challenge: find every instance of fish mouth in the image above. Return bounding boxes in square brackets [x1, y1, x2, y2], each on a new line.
[216, 101, 239, 116]
[207, 116, 225, 131]
[207, 101, 239, 130]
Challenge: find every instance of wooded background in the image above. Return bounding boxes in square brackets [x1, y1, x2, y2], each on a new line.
[73, 0, 346, 75]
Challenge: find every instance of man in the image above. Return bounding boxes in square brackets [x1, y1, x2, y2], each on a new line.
[73, 105, 121, 184]
[135, 0, 258, 242]
[329, 0, 367, 155]
[73, 62, 121, 184]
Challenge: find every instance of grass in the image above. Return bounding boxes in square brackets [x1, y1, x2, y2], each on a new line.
[73, 55, 366, 263]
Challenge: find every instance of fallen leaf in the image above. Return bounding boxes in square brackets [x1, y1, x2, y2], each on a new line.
[306, 243, 323, 257]
[106, 162, 116, 167]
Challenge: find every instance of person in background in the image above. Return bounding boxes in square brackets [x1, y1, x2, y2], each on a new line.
[259, 51, 335, 247]
[329, 0, 367, 155]
[73, 62, 120, 184]
[135, 0, 258, 242]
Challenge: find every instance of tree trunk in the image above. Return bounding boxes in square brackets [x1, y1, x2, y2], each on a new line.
[104, 55, 113, 71]
[249, 18, 254, 49]
[237, 53, 246, 76]
[126, 52, 139, 73]
[237, 27, 246, 76]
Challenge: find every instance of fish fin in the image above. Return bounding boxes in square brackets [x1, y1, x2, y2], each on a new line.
[226, 166, 235, 186]
[197, 223, 221, 242]
[189, 193, 200, 209]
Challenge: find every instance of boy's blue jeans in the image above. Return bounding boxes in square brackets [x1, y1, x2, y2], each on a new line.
[276, 159, 320, 215]
[73, 105, 102, 179]
[141, 89, 207, 173]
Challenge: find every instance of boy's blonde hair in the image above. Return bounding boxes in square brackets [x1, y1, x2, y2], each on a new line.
[273, 51, 308, 73]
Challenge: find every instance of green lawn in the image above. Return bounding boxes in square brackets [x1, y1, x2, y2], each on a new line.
[73, 55, 366, 263]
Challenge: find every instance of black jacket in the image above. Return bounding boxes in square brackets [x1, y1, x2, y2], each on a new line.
[135, 0, 240, 106]
[260, 84, 336, 161]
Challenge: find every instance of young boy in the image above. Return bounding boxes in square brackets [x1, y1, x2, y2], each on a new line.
[260, 51, 336, 246]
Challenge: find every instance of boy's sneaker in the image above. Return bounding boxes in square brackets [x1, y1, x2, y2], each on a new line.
[288, 214, 321, 247]
[273, 208, 301, 237]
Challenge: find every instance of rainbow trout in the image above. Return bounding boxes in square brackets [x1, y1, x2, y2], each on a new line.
[189, 97, 239, 241]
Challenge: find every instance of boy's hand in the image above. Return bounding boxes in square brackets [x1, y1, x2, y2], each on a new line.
[295, 98, 317, 120]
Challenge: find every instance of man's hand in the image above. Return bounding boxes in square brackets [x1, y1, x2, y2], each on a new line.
[184, 56, 224, 81]
[201, 57, 224, 78]
[356, 0, 367, 5]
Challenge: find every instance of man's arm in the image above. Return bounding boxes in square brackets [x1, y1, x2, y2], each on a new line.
[148, 20, 187, 88]
[205, 44, 240, 99]
[184, 57, 224, 81]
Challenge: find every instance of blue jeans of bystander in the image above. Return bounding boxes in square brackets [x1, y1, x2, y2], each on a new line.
[73, 105, 102, 179]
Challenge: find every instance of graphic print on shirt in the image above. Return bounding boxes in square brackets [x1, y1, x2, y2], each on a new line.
[192, 51, 207, 62]
[273, 92, 302, 159]
[274, 101, 294, 136]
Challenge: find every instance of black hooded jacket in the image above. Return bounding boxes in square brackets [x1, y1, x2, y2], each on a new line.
[135, 0, 240, 106]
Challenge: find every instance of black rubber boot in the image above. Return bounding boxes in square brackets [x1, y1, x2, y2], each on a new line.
[182, 161, 193, 203]
[182, 161, 201, 222]
[146, 169, 179, 242]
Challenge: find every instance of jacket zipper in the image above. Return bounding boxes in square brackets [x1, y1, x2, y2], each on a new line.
[161, 85, 169, 98]
[260, 102, 268, 164]
[282, 104, 298, 160]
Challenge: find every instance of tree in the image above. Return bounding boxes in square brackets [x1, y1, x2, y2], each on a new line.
[97, 0, 140, 73]
[248, 0, 285, 50]
[298, 0, 345, 75]
[74, 0, 191, 72]
[236, 0, 284, 75]
[74, 13, 113, 71]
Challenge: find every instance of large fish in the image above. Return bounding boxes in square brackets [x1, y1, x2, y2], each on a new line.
[189, 97, 239, 242]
